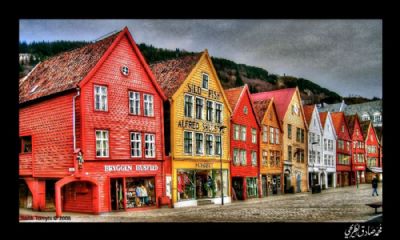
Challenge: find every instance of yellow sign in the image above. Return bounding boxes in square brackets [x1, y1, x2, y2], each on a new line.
[195, 162, 213, 169]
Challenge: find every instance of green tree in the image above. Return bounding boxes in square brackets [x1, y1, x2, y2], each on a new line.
[235, 68, 244, 87]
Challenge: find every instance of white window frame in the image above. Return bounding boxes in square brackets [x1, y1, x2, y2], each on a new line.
[183, 131, 193, 155]
[96, 130, 109, 157]
[241, 126, 247, 141]
[234, 124, 240, 140]
[233, 148, 240, 166]
[202, 73, 209, 89]
[144, 94, 154, 117]
[129, 91, 140, 115]
[262, 150, 268, 166]
[262, 126, 268, 143]
[195, 132, 204, 155]
[251, 151, 257, 166]
[240, 149, 247, 166]
[215, 102, 223, 124]
[206, 100, 214, 122]
[195, 96, 204, 120]
[184, 94, 194, 118]
[130, 132, 141, 157]
[270, 127, 274, 144]
[144, 133, 155, 158]
[205, 134, 214, 156]
[275, 128, 280, 144]
[215, 135, 222, 156]
[94, 85, 108, 111]
[251, 128, 257, 144]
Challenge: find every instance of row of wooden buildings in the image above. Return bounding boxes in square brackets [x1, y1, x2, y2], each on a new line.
[19, 28, 383, 216]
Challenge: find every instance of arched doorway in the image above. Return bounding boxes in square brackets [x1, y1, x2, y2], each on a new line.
[284, 169, 291, 193]
[62, 181, 96, 213]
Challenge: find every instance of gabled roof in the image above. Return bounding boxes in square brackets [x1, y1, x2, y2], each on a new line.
[19, 27, 167, 104]
[150, 53, 202, 98]
[19, 31, 120, 103]
[251, 88, 297, 121]
[303, 104, 315, 126]
[319, 112, 328, 126]
[331, 112, 349, 136]
[345, 114, 357, 135]
[360, 120, 371, 138]
[253, 99, 271, 125]
[374, 126, 383, 144]
[225, 84, 260, 127]
[225, 85, 244, 111]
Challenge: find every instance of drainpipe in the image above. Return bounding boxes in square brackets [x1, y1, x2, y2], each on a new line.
[73, 88, 80, 152]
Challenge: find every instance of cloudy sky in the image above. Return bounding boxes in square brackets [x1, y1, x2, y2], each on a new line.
[19, 19, 382, 98]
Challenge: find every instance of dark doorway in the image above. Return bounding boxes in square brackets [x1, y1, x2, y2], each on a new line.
[110, 178, 124, 211]
[296, 174, 301, 193]
[196, 171, 209, 199]
[262, 175, 267, 197]
[45, 179, 57, 210]
[19, 179, 32, 208]
[232, 177, 244, 200]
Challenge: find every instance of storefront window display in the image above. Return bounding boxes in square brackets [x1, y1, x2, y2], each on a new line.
[126, 177, 156, 208]
[177, 169, 228, 201]
[246, 177, 258, 198]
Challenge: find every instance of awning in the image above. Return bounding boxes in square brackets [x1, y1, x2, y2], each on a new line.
[367, 167, 383, 173]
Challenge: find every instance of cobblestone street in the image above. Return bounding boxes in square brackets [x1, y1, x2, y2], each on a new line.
[19, 184, 382, 222]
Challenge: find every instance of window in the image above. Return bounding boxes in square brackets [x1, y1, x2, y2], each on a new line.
[275, 151, 280, 166]
[241, 126, 246, 141]
[329, 140, 334, 151]
[251, 128, 257, 144]
[240, 150, 247, 166]
[243, 106, 248, 115]
[94, 85, 107, 111]
[353, 141, 357, 149]
[251, 151, 257, 166]
[234, 124, 240, 140]
[184, 95, 193, 118]
[246, 178, 258, 197]
[195, 133, 204, 155]
[324, 139, 327, 151]
[130, 132, 141, 157]
[206, 101, 213, 122]
[300, 149, 305, 163]
[317, 152, 320, 164]
[296, 128, 301, 142]
[316, 134, 320, 145]
[373, 112, 382, 123]
[206, 134, 213, 155]
[202, 73, 209, 89]
[270, 127, 274, 144]
[358, 154, 364, 163]
[338, 140, 344, 150]
[144, 94, 154, 117]
[269, 150, 275, 167]
[275, 128, 280, 144]
[145, 134, 155, 158]
[288, 145, 292, 161]
[367, 158, 377, 167]
[195, 97, 204, 120]
[215, 135, 222, 156]
[129, 91, 140, 115]
[309, 132, 314, 144]
[356, 129, 359, 137]
[346, 141, 350, 151]
[287, 124, 292, 139]
[324, 154, 327, 165]
[215, 103, 222, 123]
[184, 131, 193, 154]
[19, 136, 32, 153]
[263, 126, 268, 142]
[301, 129, 305, 143]
[96, 130, 109, 157]
[121, 66, 129, 76]
[262, 150, 268, 166]
[362, 113, 370, 121]
[341, 124, 345, 133]
[233, 149, 240, 166]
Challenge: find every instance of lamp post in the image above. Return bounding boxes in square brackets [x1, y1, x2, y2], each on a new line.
[219, 125, 227, 205]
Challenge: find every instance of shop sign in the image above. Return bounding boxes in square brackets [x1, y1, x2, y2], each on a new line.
[136, 164, 159, 171]
[104, 165, 133, 172]
[177, 119, 221, 133]
[355, 166, 365, 170]
[187, 83, 221, 101]
[195, 162, 213, 169]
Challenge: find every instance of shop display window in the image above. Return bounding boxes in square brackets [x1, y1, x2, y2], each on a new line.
[125, 177, 156, 208]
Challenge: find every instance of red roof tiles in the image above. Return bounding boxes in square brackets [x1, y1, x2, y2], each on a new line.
[19, 31, 120, 104]
[345, 114, 358, 135]
[252, 99, 271, 123]
[303, 105, 315, 125]
[319, 112, 328, 126]
[330, 112, 346, 134]
[149, 53, 202, 98]
[225, 86, 245, 111]
[251, 88, 296, 121]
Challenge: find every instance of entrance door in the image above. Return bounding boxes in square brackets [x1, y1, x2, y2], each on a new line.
[110, 178, 124, 211]
[45, 180, 57, 210]
[296, 174, 301, 193]
[232, 177, 243, 200]
[196, 171, 209, 199]
[262, 175, 267, 197]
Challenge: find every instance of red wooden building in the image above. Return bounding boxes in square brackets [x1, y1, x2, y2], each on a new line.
[19, 27, 169, 216]
[330, 112, 352, 187]
[345, 114, 366, 184]
[225, 85, 260, 200]
[360, 120, 382, 182]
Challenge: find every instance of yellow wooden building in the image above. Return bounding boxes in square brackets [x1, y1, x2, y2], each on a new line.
[150, 50, 232, 207]
[252, 88, 308, 193]
[253, 98, 284, 196]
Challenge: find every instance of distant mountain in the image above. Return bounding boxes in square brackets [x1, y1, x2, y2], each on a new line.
[19, 41, 372, 105]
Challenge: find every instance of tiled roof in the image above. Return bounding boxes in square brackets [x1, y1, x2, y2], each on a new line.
[319, 112, 328, 126]
[330, 112, 346, 134]
[344, 100, 382, 116]
[225, 86, 245, 111]
[251, 88, 296, 121]
[19, 31, 120, 104]
[345, 114, 357, 135]
[303, 104, 315, 125]
[149, 53, 202, 98]
[253, 99, 272, 124]
[318, 102, 345, 113]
